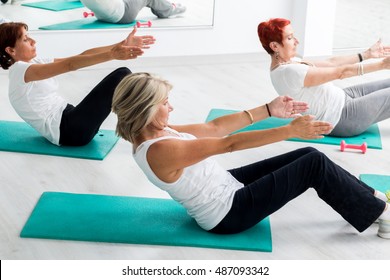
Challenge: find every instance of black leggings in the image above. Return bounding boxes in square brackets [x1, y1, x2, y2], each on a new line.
[59, 67, 131, 146]
[209, 147, 385, 234]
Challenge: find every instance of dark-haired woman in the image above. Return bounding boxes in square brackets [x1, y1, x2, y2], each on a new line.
[0, 22, 155, 146]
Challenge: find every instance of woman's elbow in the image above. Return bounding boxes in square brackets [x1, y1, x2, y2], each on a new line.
[207, 121, 227, 137]
[66, 61, 79, 72]
[338, 70, 352, 80]
[337, 66, 355, 80]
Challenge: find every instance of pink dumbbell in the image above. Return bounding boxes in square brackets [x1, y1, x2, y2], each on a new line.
[136, 21, 152, 28]
[340, 140, 367, 154]
[83, 11, 95, 18]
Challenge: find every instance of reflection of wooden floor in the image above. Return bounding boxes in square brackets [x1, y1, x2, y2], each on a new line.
[0, 0, 214, 30]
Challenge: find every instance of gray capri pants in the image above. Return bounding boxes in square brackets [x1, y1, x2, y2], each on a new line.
[330, 78, 390, 137]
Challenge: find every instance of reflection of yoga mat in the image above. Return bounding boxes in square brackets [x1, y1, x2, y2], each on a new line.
[22, 1, 84, 11]
[359, 174, 390, 193]
[20, 192, 272, 252]
[39, 18, 141, 30]
[0, 121, 119, 160]
[206, 109, 382, 149]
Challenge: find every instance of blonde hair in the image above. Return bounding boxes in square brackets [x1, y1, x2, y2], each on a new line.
[112, 72, 172, 143]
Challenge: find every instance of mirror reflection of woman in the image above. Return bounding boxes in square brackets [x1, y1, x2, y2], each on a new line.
[80, 0, 186, 24]
[258, 18, 390, 137]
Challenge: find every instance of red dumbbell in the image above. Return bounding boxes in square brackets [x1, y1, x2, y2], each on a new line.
[136, 21, 152, 28]
[83, 11, 95, 18]
[340, 140, 367, 154]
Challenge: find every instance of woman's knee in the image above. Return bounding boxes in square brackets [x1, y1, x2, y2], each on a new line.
[113, 67, 132, 77]
[295, 147, 328, 172]
[295, 146, 319, 157]
[305, 147, 326, 159]
[102, 67, 132, 86]
[300, 146, 318, 153]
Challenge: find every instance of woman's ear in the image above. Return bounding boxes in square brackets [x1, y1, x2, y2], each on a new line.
[269, 42, 278, 52]
[4, 46, 14, 57]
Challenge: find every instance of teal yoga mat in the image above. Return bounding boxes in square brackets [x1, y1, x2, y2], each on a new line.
[359, 174, 390, 193]
[0, 120, 119, 160]
[206, 109, 382, 149]
[22, 0, 84, 11]
[20, 192, 273, 252]
[39, 18, 141, 30]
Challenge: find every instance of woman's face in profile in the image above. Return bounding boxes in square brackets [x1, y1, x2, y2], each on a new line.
[7, 28, 36, 62]
[150, 97, 173, 129]
[279, 24, 299, 59]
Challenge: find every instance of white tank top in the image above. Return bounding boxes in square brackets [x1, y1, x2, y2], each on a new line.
[133, 128, 244, 230]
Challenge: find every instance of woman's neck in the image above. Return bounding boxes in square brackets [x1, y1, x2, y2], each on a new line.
[133, 126, 177, 149]
[270, 57, 293, 71]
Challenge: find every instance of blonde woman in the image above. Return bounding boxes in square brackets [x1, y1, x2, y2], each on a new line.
[112, 73, 390, 239]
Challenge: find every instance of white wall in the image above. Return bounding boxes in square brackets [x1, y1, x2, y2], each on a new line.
[29, 0, 336, 59]
[292, 0, 337, 57]
[31, 0, 295, 58]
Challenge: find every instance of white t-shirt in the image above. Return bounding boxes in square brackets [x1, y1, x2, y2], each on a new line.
[133, 128, 244, 230]
[8, 58, 68, 145]
[270, 62, 345, 126]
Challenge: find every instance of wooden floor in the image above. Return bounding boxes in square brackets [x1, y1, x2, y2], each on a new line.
[0, 53, 390, 260]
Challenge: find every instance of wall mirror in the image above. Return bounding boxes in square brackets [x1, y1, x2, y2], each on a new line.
[0, 0, 215, 31]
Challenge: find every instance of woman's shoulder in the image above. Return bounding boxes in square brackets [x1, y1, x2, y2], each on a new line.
[271, 62, 308, 77]
[32, 58, 54, 64]
[133, 131, 181, 154]
[12, 58, 52, 68]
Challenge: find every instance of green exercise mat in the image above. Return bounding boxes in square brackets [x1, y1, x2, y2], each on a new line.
[359, 174, 390, 193]
[39, 18, 141, 30]
[206, 109, 382, 149]
[0, 120, 118, 160]
[20, 192, 273, 252]
[22, 0, 84, 11]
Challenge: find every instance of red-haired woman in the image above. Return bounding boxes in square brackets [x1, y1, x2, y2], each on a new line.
[0, 22, 154, 146]
[258, 18, 390, 137]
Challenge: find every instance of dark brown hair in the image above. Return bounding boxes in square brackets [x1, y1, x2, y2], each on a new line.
[0, 22, 28, 70]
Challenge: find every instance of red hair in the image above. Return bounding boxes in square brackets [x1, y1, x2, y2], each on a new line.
[257, 18, 290, 54]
